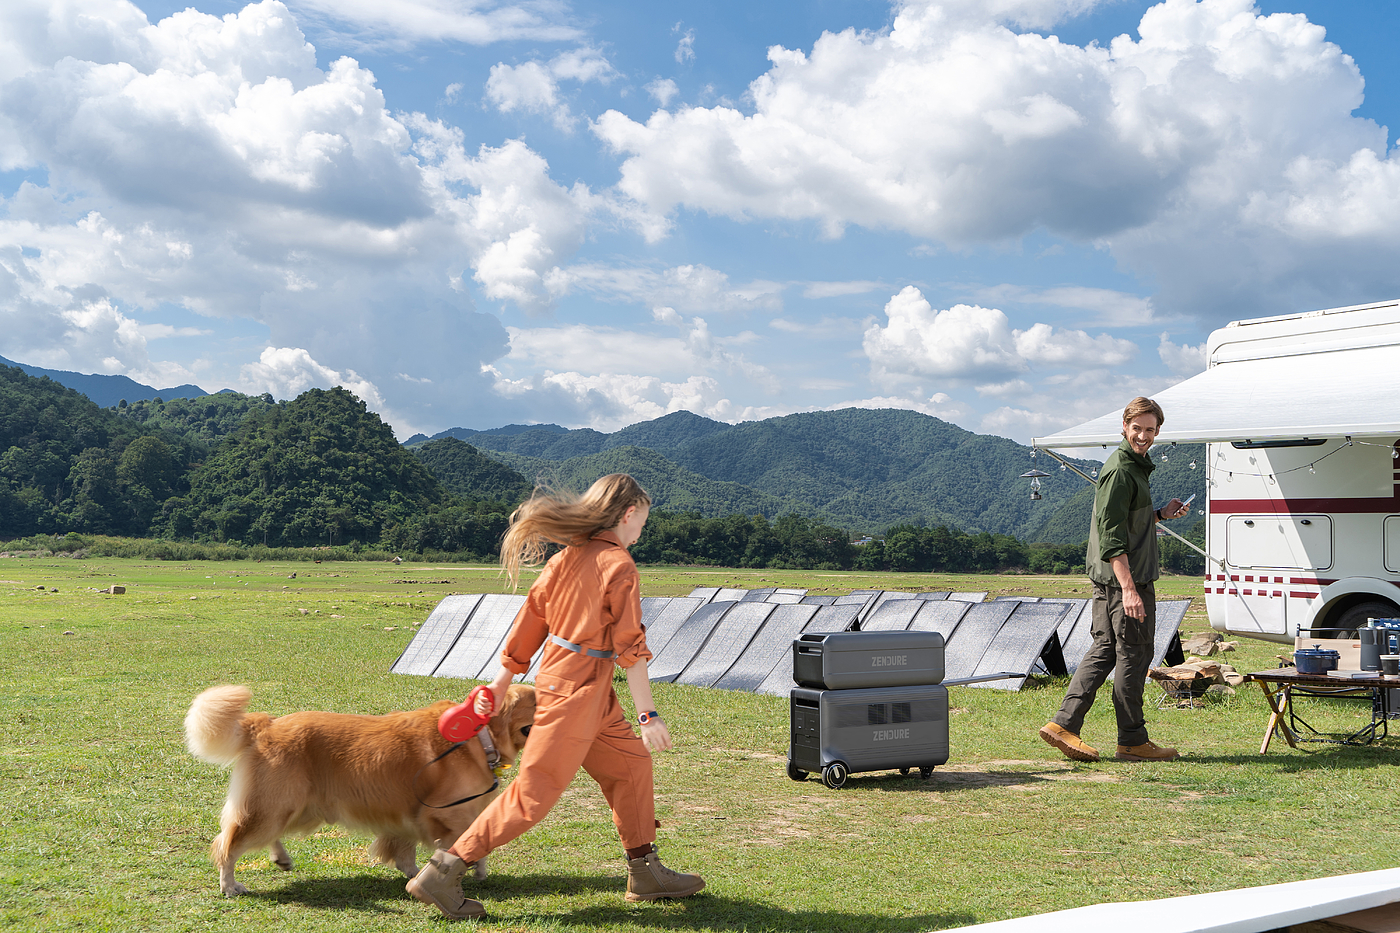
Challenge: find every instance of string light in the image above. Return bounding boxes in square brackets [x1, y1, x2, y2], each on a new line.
[1308, 464, 1316, 474]
[1189, 460, 1198, 470]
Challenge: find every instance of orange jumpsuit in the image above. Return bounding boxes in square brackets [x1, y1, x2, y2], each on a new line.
[449, 530, 656, 862]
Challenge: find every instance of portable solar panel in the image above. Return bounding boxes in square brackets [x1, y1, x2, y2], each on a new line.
[788, 684, 949, 788]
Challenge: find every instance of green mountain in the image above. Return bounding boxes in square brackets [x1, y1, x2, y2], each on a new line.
[490, 445, 810, 519]
[0, 353, 208, 408]
[464, 409, 1102, 539]
[0, 362, 199, 537]
[180, 387, 448, 546]
[410, 437, 532, 503]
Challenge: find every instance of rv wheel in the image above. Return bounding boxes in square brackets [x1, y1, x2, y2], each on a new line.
[899, 767, 911, 776]
[1324, 600, 1400, 638]
[822, 762, 848, 789]
[787, 761, 808, 782]
[919, 767, 934, 779]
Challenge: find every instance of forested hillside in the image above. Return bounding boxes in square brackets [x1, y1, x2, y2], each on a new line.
[0, 364, 198, 537]
[410, 437, 532, 503]
[460, 409, 1101, 539]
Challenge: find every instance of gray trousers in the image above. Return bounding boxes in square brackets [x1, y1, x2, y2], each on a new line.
[1052, 581, 1155, 747]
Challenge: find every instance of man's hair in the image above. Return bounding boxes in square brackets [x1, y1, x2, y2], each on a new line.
[1122, 396, 1164, 429]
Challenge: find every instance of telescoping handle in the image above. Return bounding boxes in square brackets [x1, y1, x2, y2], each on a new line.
[438, 685, 495, 742]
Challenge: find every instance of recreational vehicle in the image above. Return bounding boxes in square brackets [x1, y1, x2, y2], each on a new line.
[1033, 299, 1400, 645]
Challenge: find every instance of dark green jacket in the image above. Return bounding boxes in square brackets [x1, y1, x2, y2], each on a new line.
[1086, 439, 1159, 586]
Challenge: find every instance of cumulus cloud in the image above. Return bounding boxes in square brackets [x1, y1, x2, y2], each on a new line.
[863, 285, 1135, 391]
[239, 345, 385, 406]
[0, 0, 609, 437]
[485, 46, 618, 130]
[594, 0, 1400, 322]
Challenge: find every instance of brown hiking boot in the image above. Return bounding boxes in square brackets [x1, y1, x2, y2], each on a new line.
[1039, 722, 1100, 762]
[406, 848, 486, 920]
[1116, 740, 1180, 761]
[625, 850, 706, 902]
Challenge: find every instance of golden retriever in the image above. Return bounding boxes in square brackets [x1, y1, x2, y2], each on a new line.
[184, 684, 536, 896]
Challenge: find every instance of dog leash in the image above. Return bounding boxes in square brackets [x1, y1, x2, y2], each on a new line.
[412, 735, 502, 810]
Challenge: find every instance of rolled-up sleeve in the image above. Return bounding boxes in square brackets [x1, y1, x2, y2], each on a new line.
[499, 563, 552, 674]
[604, 559, 652, 668]
[1095, 468, 1132, 564]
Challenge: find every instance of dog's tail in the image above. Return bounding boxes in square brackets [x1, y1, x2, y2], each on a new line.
[184, 685, 254, 766]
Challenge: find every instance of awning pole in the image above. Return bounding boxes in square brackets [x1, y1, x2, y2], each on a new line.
[1036, 447, 1227, 574]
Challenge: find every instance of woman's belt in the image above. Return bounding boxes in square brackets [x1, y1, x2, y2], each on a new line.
[549, 634, 616, 659]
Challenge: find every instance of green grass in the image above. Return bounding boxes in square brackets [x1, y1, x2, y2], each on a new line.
[2, 557, 1398, 932]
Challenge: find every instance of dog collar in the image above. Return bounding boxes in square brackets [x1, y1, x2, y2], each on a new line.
[478, 728, 502, 775]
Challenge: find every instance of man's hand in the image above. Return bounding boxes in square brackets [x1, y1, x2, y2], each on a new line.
[1122, 586, 1146, 620]
[1162, 497, 1188, 520]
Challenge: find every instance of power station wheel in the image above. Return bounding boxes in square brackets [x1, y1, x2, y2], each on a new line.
[898, 767, 911, 776]
[919, 766, 934, 779]
[821, 761, 848, 789]
[786, 761, 808, 782]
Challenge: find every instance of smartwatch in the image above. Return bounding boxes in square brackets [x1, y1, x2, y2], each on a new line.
[637, 710, 660, 725]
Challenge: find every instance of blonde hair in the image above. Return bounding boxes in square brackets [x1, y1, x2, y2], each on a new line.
[500, 473, 652, 587]
[1122, 396, 1164, 431]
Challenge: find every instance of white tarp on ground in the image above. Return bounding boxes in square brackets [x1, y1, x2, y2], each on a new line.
[944, 866, 1400, 933]
[1034, 300, 1400, 449]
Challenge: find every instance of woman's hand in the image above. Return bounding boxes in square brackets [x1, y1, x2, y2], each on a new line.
[639, 717, 673, 752]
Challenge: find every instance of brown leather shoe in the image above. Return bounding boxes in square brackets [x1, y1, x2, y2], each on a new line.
[1039, 722, 1099, 762]
[1115, 740, 1180, 761]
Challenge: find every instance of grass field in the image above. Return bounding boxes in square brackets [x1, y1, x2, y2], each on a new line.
[3, 556, 1398, 932]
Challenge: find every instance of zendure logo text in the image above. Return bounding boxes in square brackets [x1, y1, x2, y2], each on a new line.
[870, 655, 908, 668]
[872, 728, 911, 742]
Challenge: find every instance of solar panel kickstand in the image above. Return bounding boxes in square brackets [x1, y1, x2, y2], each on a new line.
[942, 672, 1023, 687]
[1039, 635, 1068, 677]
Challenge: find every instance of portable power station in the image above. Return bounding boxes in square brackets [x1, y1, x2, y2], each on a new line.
[788, 684, 949, 788]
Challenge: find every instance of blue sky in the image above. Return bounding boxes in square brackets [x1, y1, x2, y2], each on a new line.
[1, 0, 1396, 442]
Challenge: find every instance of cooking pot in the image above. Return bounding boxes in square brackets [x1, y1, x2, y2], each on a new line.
[1294, 645, 1340, 674]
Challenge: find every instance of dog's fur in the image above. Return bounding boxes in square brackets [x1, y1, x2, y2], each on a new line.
[184, 684, 536, 896]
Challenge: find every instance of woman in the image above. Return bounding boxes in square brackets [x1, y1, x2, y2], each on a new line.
[407, 474, 705, 919]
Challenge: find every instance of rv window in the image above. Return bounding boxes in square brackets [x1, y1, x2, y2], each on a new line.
[1230, 438, 1327, 450]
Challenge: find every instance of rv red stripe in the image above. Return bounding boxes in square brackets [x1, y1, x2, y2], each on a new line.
[1210, 496, 1400, 514]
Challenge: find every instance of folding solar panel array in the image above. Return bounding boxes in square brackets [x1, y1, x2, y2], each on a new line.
[390, 588, 1192, 695]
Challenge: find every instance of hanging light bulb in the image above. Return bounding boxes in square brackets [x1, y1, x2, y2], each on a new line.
[1269, 474, 1276, 485]
[1189, 460, 1198, 470]
[1060, 463, 1066, 471]
[1228, 472, 1233, 482]
[1308, 464, 1316, 474]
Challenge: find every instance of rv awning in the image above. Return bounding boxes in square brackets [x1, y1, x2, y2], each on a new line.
[1033, 343, 1400, 448]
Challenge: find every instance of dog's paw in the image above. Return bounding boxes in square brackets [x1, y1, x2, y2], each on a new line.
[270, 842, 292, 871]
[220, 881, 250, 896]
[473, 857, 488, 880]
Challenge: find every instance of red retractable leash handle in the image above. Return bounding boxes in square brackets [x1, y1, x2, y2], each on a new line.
[438, 685, 494, 742]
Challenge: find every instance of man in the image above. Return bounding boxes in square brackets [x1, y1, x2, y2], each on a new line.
[1040, 397, 1189, 763]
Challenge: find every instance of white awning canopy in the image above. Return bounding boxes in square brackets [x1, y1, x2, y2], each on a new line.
[1033, 343, 1400, 448]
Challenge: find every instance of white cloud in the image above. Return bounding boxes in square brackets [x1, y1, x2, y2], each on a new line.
[645, 77, 679, 107]
[802, 279, 884, 299]
[594, 0, 1400, 321]
[826, 392, 968, 421]
[977, 284, 1158, 326]
[863, 285, 1136, 389]
[504, 310, 779, 390]
[1158, 333, 1207, 376]
[238, 345, 385, 406]
[673, 25, 695, 64]
[547, 262, 784, 313]
[484, 47, 617, 131]
[0, 0, 599, 435]
[285, 0, 579, 50]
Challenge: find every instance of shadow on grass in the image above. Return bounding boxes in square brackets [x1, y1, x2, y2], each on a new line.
[544, 895, 974, 933]
[247, 871, 975, 931]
